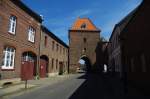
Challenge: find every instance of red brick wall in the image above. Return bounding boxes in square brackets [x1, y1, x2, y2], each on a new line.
[69, 30, 100, 72]
[0, 0, 41, 79]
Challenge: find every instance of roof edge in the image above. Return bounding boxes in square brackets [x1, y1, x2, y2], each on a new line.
[41, 25, 69, 48]
[10, 0, 43, 23]
[70, 17, 101, 31]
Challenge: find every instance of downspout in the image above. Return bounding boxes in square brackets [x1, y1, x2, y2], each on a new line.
[37, 18, 43, 79]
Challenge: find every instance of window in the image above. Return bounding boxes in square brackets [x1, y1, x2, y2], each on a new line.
[52, 41, 55, 50]
[8, 15, 17, 34]
[44, 36, 48, 47]
[81, 23, 86, 29]
[66, 49, 68, 56]
[60, 46, 62, 53]
[83, 38, 87, 43]
[52, 58, 54, 70]
[0, 0, 2, 4]
[56, 44, 59, 51]
[22, 52, 35, 62]
[56, 59, 58, 70]
[63, 48, 65, 54]
[28, 26, 35, 42]
[66, 62, 68, 67]
[0, 16, 2, 26]
[2, 47, 15, 69]
[83, 48, 86, 53]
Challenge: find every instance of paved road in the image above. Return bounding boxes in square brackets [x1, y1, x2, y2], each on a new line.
[3, 73, 149, 99]
[4, 74, 86, 99]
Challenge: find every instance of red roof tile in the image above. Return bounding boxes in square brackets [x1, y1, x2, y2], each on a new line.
[70, 18, 100, 31]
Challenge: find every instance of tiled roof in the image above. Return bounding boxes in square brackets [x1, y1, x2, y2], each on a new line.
[70, 18, 100, 31]
[41, 26, 69, 48]
[10, 0, 43, 23]
[109, 3, 140, 41]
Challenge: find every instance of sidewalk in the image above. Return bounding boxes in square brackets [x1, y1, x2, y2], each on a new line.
[0, 74, 74, 98]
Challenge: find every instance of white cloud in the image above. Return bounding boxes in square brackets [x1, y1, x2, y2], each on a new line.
[72, 9, 92, 18]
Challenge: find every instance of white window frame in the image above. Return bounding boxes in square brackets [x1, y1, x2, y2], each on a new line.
[8, 15, 17, 34]
[28, 26, 35, 43]
[2, 47, 15, 69]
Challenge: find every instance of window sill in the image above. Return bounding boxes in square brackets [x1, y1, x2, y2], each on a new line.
[1, 68, 15, 71]
[8, 31, 16, 35]
[28, 40, 35, 44]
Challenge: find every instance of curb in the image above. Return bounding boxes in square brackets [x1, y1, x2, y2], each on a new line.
[0, 74, 75, 98]
[0, 85, 37, 98]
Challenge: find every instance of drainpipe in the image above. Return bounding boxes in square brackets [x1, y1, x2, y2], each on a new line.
[36, 24, 42, 80]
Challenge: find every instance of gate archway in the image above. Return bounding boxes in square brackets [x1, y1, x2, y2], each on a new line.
[79, 55, 92, 72]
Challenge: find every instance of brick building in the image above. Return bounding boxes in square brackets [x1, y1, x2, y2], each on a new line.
[108, 8, 136, 77]
[120, 0, 150, 93]
[69, 18, 101, 73]
[40, 26, 68, 77]
[0, 0, 42, 83]
[0, 0, 69, 85]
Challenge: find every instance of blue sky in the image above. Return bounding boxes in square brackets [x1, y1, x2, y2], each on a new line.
[23, 0, 142, 44]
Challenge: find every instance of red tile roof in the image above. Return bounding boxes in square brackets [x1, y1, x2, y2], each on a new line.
[70, 18, 100, 31]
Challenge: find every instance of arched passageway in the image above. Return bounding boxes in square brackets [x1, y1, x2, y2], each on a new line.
[78, 56, 92, 73]
[40, 55, 49, 78]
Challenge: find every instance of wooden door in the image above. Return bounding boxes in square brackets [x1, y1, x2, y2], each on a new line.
[40, 59, 47, 78]
[21, 61, 34, 80]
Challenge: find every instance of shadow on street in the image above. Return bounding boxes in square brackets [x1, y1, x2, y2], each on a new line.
[69, 73, 125, 99]
[69, 73, 150, 99]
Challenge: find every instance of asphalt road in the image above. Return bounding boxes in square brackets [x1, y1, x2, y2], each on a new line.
[2, 73, 133, 99]
[8, 74, 86, 99]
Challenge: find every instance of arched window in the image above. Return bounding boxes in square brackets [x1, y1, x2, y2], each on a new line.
[22, 52, 35, 62]
[8, 15, 17, 34]
[2, 46, 15, 69]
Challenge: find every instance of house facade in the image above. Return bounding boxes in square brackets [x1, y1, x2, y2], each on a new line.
[108, 6, 137, 77]
[0, 0, 42, 83]
[108, 26, 122, 75]
[0, 0, 69, 86]
[40, 26, 69, 77]
[120, 0, 150, 93]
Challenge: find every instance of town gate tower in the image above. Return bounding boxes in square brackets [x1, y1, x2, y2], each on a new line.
[69, 18, 101, 73]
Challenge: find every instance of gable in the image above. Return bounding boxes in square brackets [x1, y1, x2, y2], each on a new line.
[70, 18, 100, 31]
